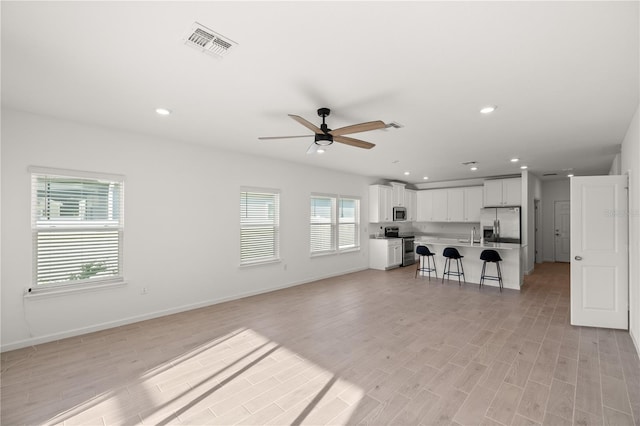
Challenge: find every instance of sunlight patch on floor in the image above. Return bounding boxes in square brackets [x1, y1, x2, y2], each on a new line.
[44, 328, 364, 425]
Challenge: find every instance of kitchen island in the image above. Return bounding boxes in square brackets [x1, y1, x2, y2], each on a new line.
[414, 238, 523, 290]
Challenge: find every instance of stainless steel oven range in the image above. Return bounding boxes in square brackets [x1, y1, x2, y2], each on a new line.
[384, 226, 416, 267]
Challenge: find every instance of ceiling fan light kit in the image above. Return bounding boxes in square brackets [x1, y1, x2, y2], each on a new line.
[259, 107, 386, 152]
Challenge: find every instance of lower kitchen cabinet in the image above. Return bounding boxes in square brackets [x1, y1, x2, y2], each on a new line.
[369, 238, 402, 270]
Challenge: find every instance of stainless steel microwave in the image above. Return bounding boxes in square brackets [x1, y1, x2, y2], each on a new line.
[393, 206, 407, 221]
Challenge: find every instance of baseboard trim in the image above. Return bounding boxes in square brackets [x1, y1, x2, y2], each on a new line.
[1, 266, 368, 352]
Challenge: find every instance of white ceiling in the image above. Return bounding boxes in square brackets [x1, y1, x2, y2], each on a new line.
[2, 1, 638, 184]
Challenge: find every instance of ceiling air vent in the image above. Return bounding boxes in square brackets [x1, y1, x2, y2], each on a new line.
[183, 22, 237, 58]
[543, 173, 558, 176]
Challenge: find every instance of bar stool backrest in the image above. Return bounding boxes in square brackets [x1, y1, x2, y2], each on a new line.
[480, 249, 502, 262]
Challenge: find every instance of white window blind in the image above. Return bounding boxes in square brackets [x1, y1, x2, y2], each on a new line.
[310, 196, 336, 254]
[310, 194, 360, 255]
[339, 197, 359, 250]
[240, 189, 280, 265]
[31, 169, 124, 287]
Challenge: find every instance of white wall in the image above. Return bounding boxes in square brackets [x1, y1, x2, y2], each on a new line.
[522, 171, 541, 274]
[1, 109, 372, 351]
[541, 179, 570, 262]
[621, 104, 640, 353]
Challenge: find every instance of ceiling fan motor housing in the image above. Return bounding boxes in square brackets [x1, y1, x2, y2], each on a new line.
[315, 133, 333, 146]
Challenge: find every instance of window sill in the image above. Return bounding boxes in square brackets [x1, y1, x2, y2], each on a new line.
[239, 259, 281, 268]
[24, 279, 128, 300]
[310, 247, 361, 258]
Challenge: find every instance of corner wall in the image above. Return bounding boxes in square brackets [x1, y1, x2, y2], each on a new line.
[621, 104, 640, 353]
[1, 109, 372, 351]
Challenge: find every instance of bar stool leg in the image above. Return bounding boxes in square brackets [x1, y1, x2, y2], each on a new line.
[460, 259, 466, 283]
[442, 258, 447, 284]
[433, 257, 438, 278]
[497, 261, 503, 292]
[480, 261, 486, 289]
[456, 259, 461, 286]
[427, 256, 438, 281]
[415, 255, 420, 278]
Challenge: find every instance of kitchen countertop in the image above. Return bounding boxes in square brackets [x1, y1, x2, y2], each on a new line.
[414, 238, 520, 250]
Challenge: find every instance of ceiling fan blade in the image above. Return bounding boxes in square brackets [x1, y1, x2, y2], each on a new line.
[329, 120, 386, 136]
[334, 135, 376, 149]
[258, 135, 313, 140]
[288, 114, 323, 133]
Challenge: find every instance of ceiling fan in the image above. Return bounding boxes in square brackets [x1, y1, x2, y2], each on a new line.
[259, 108, 386, 154]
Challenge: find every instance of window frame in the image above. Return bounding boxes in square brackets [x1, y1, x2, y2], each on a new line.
[29, 166, 125, 295]
[239, 187, 281, 267]
[310, 193, 360, 257]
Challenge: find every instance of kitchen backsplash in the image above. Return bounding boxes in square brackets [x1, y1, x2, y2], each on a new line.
[368, 221, 481, 239]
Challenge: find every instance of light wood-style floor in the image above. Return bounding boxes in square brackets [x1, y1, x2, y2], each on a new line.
[1, 263, 639, 426]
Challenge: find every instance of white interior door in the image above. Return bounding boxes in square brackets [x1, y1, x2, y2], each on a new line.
[554, 201, 571, 262]
[570, 176, 628, 329]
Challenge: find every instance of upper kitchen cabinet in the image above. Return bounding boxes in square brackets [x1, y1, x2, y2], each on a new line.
[369, 184, 393, 222]
[390, 182, 406, 206]
[431, 189, 449, 221]
[416, 190, 433, 221]
[446, 188, 465, 222]
[464, 186, 483, 222]
[416, 186, 483, 223]
[483, 178, 522, 207]
[405, 189, 417, 221]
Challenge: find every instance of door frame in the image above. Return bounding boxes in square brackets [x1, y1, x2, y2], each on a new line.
[535, 199, 542, 263]
[554, 200, 571, 262]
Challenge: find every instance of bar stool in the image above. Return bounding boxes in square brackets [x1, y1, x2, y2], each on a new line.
[415, 245, 437, 280]
[480, 249, 503, 292]
[442, 247, 465, 285]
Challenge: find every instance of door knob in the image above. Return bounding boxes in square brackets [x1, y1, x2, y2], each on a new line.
[575, 256, 583, 261]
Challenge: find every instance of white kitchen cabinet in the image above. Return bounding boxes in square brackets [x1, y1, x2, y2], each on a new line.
[390, 182, 406, 207]
[369, 238, 402, 270]
[503, 178, 522, 206]
[405, 189, 417, 221]
[369, 184, 393, 222]
[483, 178, 522, 207]
[417, 186, 482, 222]
[483, 180, 503, 207]
[416, 190, 433, 221]
[447, 188, 465, 222]
[431, 189, 448, 221]
[464, 186, 483, 222]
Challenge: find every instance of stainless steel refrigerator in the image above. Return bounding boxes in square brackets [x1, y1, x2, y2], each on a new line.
[480, 207, 521, 243]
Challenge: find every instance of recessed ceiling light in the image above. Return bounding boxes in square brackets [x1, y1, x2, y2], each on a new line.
[155, 108, 171, 116]
[520, 165, 528, 170]
[510, 158, 519, 163]
[423, 176, 429, 180]
[470, 166, 478, 171]
[567, 174, 574, 177]
[317, 148, 325, 154]
[392, 160, 400, 164]
[480, 105, 497, 114]
[404, 171, 410, 176]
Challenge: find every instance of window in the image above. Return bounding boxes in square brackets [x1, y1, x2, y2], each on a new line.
[31, 168, 124, 289]
[310, 196, 336, 254]
[338, 197, 359, 250]
[240, 188, 280, 265]
[310, 194, 360, 255]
